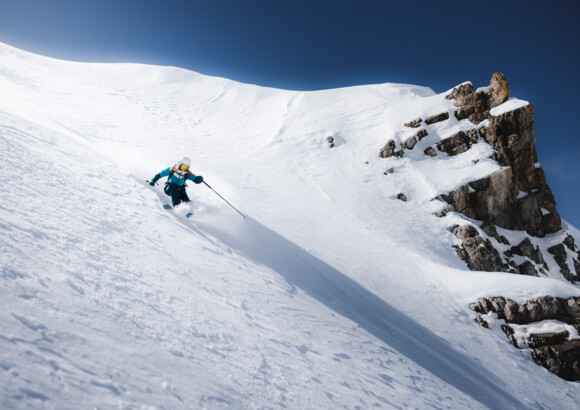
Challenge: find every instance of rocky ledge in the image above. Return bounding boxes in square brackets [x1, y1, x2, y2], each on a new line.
[471, 296, 580, 381]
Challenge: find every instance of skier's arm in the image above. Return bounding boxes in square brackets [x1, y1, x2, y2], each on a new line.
[159, 167, 172, 177]
[149, 167, 171, 185]
[188, 171, 204, 184]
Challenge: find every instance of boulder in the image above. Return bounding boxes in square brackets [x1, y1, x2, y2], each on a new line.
[446, 83, 476, 106]
[448, 225, 507, 272]
[489, 72, 510, 108]
[563, 235, 576, 251]
[326, 136, 335, 148]
[436, 131, 476, 156]
[416, 129, 428, 141]
[510, 238, 545, 265]
[424, 146, 437, 157]
[404, 117, 422, 128]
[425, 112, 450, 125]
[447, 82, 490, 124]
[403, 136, 417, 150]
[379, 139, 404, 158]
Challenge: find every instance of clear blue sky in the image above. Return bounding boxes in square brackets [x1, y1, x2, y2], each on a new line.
[1, 0, 579, 228]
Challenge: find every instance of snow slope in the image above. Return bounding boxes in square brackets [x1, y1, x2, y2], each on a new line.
[1, 42, 579, 408]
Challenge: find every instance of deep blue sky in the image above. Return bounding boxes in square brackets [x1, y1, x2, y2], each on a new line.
[1, 0, 579, 228]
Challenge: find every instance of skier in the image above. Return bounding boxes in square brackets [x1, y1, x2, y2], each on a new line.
[149, 157, 204, 207]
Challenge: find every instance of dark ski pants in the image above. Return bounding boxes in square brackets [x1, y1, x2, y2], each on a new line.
[164, 183, 191, 207]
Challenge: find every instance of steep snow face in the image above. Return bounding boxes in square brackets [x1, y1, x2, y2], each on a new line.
[1, 42, 579, 408]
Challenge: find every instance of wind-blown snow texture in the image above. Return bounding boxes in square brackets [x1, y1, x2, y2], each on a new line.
[1, 42, 579, 409]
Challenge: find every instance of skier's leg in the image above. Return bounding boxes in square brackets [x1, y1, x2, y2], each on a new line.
[179, 188, 191, 203]
[167, 184, 181, 207]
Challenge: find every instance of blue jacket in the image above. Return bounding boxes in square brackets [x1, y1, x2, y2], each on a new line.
[158, 167, 196, 186]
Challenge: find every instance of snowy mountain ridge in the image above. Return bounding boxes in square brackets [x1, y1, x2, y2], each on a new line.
[1, 42, 579, 408]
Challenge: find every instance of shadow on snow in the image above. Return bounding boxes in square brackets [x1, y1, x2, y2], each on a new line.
[195, 216, 526, 409]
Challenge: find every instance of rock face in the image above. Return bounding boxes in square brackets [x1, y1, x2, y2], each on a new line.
[471, 296, 580, 381]
[438, 74, 579, 282]
[381, 73, 579, 280]
[443, 81, 561, 238]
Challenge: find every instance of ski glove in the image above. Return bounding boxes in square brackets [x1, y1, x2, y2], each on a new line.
[149, 174, 161, 186]
[193, 175, 204, 184]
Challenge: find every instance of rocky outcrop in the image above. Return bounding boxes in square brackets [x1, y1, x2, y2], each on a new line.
[404, 117, 422, 128]
[446, 222, 552, 275]
[448, 76, 556, 222]
[441, 79, 562, 238]
[470, 296, 579, 324]
[382, 73, 580, 382]
[425, 112, 449, 125]
[439, 74, 579, 282]
[471, 296, 580, 381]
[424, 146, 437, 157]
[379, 139, 403, 159]
[379, 73, 579, 282]
[397, 193, 407, 202]
[448, 224, 508, 272]
[435, 129, 479, 157]
[446, 73, 510, 124]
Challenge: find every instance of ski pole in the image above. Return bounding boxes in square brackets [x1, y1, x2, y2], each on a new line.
[203, 181, 247, 220]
